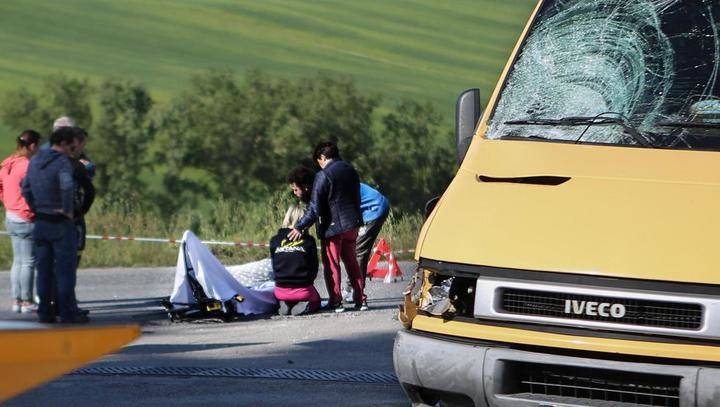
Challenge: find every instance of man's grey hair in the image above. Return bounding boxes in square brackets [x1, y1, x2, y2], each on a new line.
[52, 116, 76, 131]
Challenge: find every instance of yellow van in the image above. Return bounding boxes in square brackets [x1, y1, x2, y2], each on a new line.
[394, 1, 720, 406]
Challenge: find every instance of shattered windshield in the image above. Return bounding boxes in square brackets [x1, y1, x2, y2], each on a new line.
[487, 0, 720, 150]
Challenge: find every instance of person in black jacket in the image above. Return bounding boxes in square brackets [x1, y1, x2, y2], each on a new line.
[288, 142, 367, 312]
[271, 205, 321, 315]
[70, 128, 95, 267]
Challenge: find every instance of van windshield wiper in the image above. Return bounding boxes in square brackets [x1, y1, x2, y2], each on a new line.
[505, 117, 622, 126]
[504, 116, 655, 147]
[655, 121, 720, 130]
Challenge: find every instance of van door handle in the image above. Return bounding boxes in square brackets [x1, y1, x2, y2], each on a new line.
[476, 175, 570, 185]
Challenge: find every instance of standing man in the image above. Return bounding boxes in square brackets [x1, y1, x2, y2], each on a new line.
[70, 128, 95, 267]
[344, 183, 390, 301]
[287, 167, 390, 302]
[288, 142, 367, 312]
[21, 127, 86, 324]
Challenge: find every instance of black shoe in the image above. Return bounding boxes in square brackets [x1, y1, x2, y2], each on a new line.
[38, 315, 56, 324]
[320, 302, 344, 313]
[56, 308, 90, 316]
[278, 301, 292, 316]
[354, 301, 369, 311]
[290, 301, 310, 316]
[59, 314, 89, 324]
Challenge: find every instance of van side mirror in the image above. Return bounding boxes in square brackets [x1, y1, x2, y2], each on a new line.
[424, 196, 441, 219]
[455, 88, 482, 166]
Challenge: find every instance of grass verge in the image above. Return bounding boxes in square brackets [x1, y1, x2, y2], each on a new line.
[0, 195, 423, 269]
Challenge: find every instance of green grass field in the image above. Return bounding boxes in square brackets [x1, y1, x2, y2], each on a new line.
[0, 0, 536, 121]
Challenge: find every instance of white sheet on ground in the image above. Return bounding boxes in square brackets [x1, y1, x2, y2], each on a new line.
[170, 231, 277, 315]
[227, 258, 274, 287]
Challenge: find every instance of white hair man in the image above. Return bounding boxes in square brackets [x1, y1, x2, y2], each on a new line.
[52, 116, 76, 132]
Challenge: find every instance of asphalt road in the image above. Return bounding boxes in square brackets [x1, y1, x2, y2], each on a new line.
[0, 262, 416, 406]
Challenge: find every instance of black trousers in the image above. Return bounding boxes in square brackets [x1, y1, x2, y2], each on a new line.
[354, 210, 389, 281]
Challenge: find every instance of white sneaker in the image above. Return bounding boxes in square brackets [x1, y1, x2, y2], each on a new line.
[20, 302, 37, 314]
[354, 301, 369, 311]
[11, 302, 21, 313]
[334, 305, 346, 313]
[342, 288, 353, 303]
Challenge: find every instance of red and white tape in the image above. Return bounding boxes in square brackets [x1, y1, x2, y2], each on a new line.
[86, 234, 270, 248]
[0, 230, 415, 253]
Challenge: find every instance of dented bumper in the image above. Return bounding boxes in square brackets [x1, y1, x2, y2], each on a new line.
[393, 329, 720, 407]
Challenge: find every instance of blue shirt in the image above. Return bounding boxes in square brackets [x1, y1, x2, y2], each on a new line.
[360, 183, 389, 224]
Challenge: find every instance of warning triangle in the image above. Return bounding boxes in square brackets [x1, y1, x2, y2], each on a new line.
[366, 238, 403, 282]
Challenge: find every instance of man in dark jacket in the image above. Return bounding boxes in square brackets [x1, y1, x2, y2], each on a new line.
[289, 142, 367, 312]
[22, 127, 86, 323]
[70, 128, 95, 266]
[287, 166, 390, 301]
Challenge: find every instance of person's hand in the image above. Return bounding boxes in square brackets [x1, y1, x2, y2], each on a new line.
[287, 228, 303, 241]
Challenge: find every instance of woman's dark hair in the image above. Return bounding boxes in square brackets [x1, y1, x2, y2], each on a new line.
[312, 141, 340, 160]
[15, 130, 41, 157]
[17, 130, 41, 148]
[286, 166, 316, 189]
[50, 126, 77, 146]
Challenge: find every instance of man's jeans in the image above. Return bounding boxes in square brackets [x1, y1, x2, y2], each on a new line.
[5, 218, 35, 302]
[33, 218, 78, 320]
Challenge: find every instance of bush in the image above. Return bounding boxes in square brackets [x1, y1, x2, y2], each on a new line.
[0, 74, 93, 134]
[91, 79, 155, 205]
[0, 69, 452, 270]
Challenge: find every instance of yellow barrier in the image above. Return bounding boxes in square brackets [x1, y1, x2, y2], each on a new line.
[0, 322, 140, 402]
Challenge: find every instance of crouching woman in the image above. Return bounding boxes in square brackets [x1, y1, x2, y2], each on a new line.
[271, 205, 321, 315]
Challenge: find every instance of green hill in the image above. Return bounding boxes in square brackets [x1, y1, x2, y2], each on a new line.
[0, 0, 536, 123]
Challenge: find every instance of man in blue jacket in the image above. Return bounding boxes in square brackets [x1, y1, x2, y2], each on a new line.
[355, 184, 390, 275]
[341, 183, 390, 302]
[288, 142, 367, 312]
[22, 127, 86, 324]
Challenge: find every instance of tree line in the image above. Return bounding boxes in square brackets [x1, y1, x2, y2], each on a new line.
[0, 70, 455, 216]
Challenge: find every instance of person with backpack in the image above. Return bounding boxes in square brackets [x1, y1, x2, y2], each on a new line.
[0, 130, 41, 313]
[271, 205, 321, 315]
[288, 142, 367, 312]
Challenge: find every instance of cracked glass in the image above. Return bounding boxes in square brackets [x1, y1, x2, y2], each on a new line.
[487, 0, 720, 150]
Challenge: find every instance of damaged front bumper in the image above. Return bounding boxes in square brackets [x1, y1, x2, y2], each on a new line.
[393, 329, 720, 407]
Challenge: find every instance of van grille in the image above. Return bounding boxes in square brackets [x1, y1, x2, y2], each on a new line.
[500, 289, 702, 330]
[511, 362, 680, 406]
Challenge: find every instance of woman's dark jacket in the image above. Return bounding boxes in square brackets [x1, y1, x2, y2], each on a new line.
[270, 228, 318, 288]
[294, 159, 362, 239]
